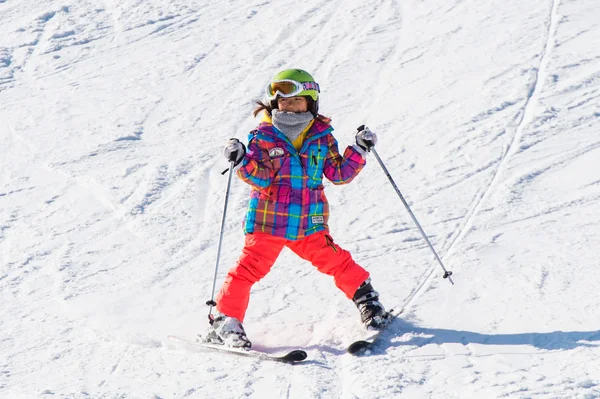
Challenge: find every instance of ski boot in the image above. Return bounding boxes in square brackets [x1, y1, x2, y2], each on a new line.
[353, 278, 390, 330]
[201, 312, 252, 349]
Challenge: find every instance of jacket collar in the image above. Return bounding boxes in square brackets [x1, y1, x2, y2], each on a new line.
[259, 112, 330, 145]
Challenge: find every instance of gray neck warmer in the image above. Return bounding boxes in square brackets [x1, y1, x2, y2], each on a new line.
[271, 110, 314, 143]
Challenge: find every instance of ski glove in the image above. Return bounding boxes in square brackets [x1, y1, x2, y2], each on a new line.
[223, 138, 246, 167]
[355, 125, 378, 152]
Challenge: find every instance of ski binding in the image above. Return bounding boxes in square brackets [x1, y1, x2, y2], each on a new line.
[346, 307, 404, 355]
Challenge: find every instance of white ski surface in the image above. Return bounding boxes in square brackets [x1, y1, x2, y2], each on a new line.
[168, 335, 307, 364]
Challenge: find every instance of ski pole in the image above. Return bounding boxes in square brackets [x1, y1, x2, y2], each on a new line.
[206, 161, 235, 322]
[371, 148, 454, 285]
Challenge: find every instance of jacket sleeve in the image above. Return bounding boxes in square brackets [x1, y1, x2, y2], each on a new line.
[322, 135, 366, 185]
[236, 134, 275, 189]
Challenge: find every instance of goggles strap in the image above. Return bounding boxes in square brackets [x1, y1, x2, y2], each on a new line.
[301, 81, 320, 92]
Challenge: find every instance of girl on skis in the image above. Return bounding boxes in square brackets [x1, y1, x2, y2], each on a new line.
[205, 68, 388, 348]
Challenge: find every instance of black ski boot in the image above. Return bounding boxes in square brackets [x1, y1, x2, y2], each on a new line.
[353, 278, 389, 330]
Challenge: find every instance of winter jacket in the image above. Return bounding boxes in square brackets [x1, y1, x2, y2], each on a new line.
[237, 116, 366, 240]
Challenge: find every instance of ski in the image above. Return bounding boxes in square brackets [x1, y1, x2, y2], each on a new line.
[168, 335, 308, 364]
[346, 307, 405, 355]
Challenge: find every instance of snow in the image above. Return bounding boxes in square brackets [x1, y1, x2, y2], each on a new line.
[1, 0, 600, 397]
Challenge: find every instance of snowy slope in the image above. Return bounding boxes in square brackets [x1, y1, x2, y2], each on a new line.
[1, 0, 600, 398]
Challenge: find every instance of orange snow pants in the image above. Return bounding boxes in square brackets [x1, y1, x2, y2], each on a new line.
[215, 231, 369, 322]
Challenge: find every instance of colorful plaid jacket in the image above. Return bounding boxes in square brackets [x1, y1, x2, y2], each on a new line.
[237, 118, 366, 240]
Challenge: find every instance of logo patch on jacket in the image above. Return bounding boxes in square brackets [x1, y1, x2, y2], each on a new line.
[269, 147, 285, 158]
[311, 216, 324, 224]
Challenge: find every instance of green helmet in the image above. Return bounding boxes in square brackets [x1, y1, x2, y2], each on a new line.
[266, 68, 320, 115]
[269, 69, 320, 101]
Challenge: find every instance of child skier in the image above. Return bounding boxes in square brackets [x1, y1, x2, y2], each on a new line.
[204, 68, 388, 348]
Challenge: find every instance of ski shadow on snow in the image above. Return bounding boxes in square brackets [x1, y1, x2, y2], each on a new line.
[370, 319, 600, 355]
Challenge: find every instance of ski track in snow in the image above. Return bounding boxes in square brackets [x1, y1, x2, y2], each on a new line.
[440, 0, 563, 262]
[2, 0, 600, 397]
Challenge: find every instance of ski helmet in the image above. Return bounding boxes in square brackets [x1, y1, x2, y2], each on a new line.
[266, 68, 320, 116]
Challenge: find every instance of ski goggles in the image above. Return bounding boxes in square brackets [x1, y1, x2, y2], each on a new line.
[266, 79, 320, 100]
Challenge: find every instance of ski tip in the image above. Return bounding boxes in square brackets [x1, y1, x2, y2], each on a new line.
[347, 340, 372, 355]
[282, 349, 308, 362]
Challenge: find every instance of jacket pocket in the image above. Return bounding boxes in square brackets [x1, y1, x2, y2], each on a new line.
[270, 154, 287, 179]
[255, 185, 292, 230]
[258, 185, 291, 201]
[307, 188, 329, 229]
[306, 145, 324, 185]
